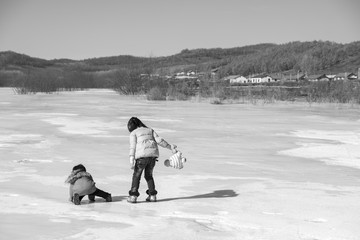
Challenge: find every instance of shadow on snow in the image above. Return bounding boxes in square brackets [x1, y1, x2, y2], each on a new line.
[157, 189, 238, 202]
[81, 190, 237, 204]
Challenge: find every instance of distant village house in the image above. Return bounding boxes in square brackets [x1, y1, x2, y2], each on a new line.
[248, 74, 275, 83]
[223, 75, 248, 84]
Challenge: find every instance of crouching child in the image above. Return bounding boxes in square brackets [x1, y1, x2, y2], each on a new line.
[65, 164, 112, 205]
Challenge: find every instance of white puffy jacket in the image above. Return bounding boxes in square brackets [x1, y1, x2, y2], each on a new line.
[129, 127, 171, 159]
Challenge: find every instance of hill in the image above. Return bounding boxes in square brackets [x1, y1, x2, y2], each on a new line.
[1, 41, 359, 77]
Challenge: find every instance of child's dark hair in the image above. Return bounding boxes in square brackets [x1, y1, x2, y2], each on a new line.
[72, 164, 86, 172]
[127, 117, 148, 132]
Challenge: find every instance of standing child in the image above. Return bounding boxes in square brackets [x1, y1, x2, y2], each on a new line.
[65, 164, 112, 205]
[127, 117, 176, 203]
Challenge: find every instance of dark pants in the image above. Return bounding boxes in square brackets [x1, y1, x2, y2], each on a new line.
[129, 157, 157, 197]
[79, 188, 110, 201]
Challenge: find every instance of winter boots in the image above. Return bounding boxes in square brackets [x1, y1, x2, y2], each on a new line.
[146, 195, 157, 202]
[105, 194, 112, 202]
[127, 195, 137, 203]
[127, 195, 157, 203]
[73, 193, 81, 205]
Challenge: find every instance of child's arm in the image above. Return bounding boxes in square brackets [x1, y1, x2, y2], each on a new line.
[65, 173, 74, 184]
[129, 132, 137, 157]
[153, 130, 177, 152]
[129, 132, 137, 169]
[69, 185, 74, 202]
[86, 173, 94, 182]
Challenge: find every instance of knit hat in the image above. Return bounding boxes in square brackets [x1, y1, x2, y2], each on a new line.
[164, 151, 186, 169]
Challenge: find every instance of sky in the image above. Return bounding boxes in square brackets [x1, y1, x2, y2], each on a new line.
[0, 0, 359, 60]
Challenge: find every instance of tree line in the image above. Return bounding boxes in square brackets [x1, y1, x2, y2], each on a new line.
[2, 41, 359, 76]
[0, 41, 359, 104]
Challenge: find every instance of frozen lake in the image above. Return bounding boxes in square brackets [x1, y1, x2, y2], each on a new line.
[1, 88, 360, 240]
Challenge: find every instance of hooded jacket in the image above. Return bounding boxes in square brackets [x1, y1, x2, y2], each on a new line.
[129, 127, 171, 159]
[66, 170, 96, 196]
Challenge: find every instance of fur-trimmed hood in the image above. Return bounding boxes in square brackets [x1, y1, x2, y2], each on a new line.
[65, 170, 93, 184]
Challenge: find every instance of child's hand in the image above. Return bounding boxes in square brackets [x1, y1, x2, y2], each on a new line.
[171, 144, 177, 153]
[130, 156, 135, 169]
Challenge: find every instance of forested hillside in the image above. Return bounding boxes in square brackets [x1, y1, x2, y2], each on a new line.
[1, 41, 360, 104]
[154, 41, 360, 77]
[222, 41, 360, 77]
[1, 41, 359, 77]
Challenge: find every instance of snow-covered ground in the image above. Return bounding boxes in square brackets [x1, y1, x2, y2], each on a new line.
[1, 88, 360, 240]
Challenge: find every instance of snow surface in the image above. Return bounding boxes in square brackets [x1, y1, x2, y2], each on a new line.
[1, 88, 360, 240]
